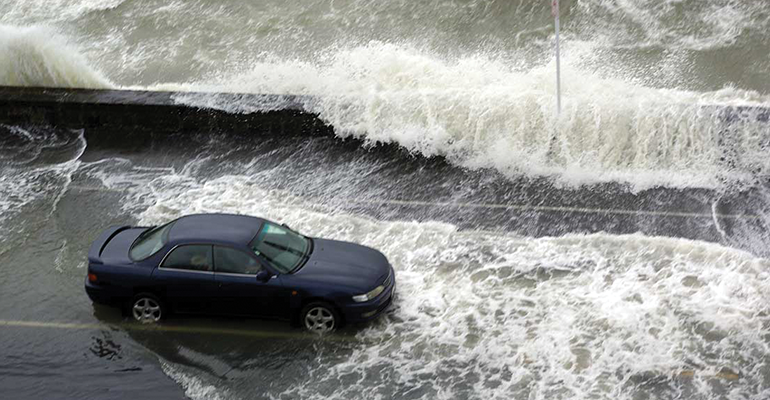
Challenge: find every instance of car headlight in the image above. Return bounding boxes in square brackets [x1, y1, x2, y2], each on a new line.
[352, 285, 385, 303]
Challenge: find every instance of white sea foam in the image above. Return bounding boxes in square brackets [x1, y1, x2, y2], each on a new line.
[1, 0, 125, 23]
[88, 162, 770, 400]
[161, 361, 230, 400]
[0, 25, 113, 89]
[0, 126, 86, 241]
[171, 43, 770, 190]
[1, 9, 768, 190]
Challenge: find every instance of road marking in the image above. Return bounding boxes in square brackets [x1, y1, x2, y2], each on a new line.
[0, 319, 343, 341]
[67, 185, 761, 221]
[0, 319, 743, 380]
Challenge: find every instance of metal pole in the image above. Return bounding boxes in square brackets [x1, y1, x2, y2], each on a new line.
[552, 0, 561, 115]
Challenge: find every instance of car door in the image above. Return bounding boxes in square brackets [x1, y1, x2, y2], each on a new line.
[151, 244, 217, 314]
[212, 245, 291, 319]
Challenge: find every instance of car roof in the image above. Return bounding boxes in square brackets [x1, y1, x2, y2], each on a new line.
[167, 213, 265, 245]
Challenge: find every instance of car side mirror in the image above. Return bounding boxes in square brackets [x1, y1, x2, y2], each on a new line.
[256, 270, 272, 282]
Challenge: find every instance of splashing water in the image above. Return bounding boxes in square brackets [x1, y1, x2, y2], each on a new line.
[80, 157, 770, 400]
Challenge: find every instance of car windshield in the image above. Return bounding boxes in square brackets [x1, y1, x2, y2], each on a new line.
[249, 222, 310, 273]
[129, 222, 173, 261]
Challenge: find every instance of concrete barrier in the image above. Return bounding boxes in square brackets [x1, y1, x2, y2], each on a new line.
[0, 86, 333, 142]
[2, 85, 767, 136]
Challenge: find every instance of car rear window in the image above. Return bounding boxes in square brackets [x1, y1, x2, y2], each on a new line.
[129, 222, 173, 261]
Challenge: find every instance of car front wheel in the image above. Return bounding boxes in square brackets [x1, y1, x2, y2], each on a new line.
[131, 293, 165, 324]
[301, 302, 339, 333]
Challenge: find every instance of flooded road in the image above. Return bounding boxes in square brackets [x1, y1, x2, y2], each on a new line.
[1, 124, 769, 399]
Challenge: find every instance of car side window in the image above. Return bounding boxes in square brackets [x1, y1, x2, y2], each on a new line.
[214, 246, 262, 275]
[162, 245, 213, 272]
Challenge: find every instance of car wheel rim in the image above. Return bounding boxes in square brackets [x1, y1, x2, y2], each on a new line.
[304, 307, 335, 333]
[132, 298, 161, 324]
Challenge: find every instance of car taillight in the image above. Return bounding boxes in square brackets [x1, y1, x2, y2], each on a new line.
[88, 273, 98, 282]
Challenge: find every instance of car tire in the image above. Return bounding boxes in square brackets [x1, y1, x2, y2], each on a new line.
[130, 293, 165, 324]
[300, 302, 340, 334]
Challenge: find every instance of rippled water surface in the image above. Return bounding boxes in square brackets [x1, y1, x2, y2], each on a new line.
[1, 0, 770, 399]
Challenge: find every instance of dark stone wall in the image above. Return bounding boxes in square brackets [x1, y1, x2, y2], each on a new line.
[0, 86, 333, 142]
[2, 85, 766, 137]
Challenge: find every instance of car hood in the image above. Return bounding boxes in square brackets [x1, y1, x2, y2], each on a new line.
[294, 238, 390, 291]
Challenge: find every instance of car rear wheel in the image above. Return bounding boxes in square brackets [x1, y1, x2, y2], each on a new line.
[131, 293, 165, 324]
[301, 302, 339, 334]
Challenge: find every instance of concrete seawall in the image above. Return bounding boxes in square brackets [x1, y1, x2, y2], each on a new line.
[2, 85, 767, 138]
[0, 86, 333, 145]
[4, 85, 768, 125]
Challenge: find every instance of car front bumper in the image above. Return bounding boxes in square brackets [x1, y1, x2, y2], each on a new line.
[342, 269, 396, 323]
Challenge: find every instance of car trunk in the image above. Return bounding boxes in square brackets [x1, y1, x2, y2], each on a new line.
[88, 225, 147, 265]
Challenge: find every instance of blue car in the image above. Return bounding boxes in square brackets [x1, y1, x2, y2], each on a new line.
[85, 214, 395, 333]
